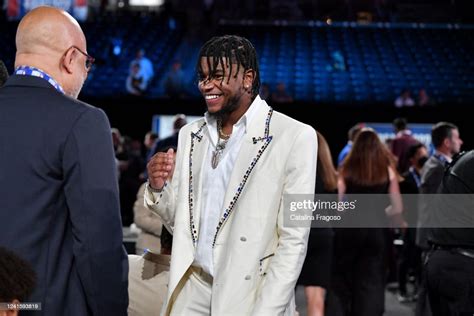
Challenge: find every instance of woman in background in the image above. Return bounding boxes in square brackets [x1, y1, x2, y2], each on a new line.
[297, 131, 336, 316]
[331, 128, 404, 316]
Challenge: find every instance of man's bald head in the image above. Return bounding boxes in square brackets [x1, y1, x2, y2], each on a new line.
[16, 6, 85, 56]
[14, 6, 89, 99]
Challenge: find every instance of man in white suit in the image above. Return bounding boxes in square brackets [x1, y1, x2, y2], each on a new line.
[146, 35, 318, 316]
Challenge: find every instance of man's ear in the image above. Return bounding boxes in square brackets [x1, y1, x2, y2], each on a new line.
[243, 69, 255, 91]
[62, 47, 76, 74]
[443, 137, 451, 149]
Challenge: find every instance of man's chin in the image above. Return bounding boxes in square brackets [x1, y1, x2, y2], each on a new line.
[207, 104, 226, 118]
[207, 108, 224, 119]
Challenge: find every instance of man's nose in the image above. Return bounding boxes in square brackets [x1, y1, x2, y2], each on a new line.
[200, 80, 214, 91]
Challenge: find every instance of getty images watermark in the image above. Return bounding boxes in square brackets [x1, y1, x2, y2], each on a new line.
[283, 194, 474, 228]
[289, 198, 357, 223]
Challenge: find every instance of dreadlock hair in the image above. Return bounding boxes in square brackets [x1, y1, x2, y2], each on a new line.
[196, 35, 261, 99]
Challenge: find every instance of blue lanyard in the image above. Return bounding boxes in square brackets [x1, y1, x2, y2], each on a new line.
[433, 153, 449, 167]
[409, 167, 421, 188]
[15, 66, 65, 95]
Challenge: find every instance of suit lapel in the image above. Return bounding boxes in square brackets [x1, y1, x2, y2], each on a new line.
[188, 121, 208, 247]
[212, 102, 274, 247]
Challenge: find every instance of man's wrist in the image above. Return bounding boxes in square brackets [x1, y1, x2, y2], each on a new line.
[146, 181, 164, 193]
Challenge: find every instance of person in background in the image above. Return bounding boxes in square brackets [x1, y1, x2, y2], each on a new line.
[139, 131, 159, 181]
[126, 62, 147, 96]
[0, 247, 36, 316]
[418, 122, 463, 249]
[417, 89, 435, 106]
[134, 145, 176, 255]
[337, 123, 363, 166]
[330, 50, 346, 71]
[425, 150, 474, 316]
[128, 226, 173, 316]
[394, 89, 415, 107]
[297, 131, 335, 316]
[259, 82, 270, 100]
[416, 122, 463, 316]
[165, 59, 187, 99]
[397, 143, 428, 302]
[130, 49, 154, 87]
[333, 128, 404, 316]
[391, 117, 419, 173]
[271, 82, 293, 103]
[144, 131, 159, 161]
[149, 114, 187, 158]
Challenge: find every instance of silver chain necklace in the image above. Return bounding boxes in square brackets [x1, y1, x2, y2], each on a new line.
[211, 120, 231, 169]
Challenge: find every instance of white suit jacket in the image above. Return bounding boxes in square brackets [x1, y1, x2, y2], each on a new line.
[145, 98, 318, 316]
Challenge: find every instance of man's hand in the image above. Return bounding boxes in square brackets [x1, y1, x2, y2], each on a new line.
[147, 148, 175, 190]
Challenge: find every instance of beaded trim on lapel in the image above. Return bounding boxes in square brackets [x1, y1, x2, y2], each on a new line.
[212, 108, 274, 247]
[189, 122, 207, 246]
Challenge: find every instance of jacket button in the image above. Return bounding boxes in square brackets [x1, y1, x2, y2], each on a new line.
[240, 236, 247, 242]
[245, 275, 251, 280]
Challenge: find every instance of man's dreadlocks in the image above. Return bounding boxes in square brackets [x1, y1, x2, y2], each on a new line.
[197, 35, 261, 99]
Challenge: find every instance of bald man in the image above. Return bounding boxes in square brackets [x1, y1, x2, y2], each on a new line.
[0, 7, 128, 316]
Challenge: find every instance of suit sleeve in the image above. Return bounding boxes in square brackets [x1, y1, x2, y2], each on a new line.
[252, 126, 318, 316]
[134, 183, 163, 236]
[144, 127, 186, 233]
[63, 107, 128, 316]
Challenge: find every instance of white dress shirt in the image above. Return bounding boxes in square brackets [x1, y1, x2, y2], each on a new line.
[194, 97, 260, 276]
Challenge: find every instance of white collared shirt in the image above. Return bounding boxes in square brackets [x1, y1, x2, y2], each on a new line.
[193, 96, 261, 276]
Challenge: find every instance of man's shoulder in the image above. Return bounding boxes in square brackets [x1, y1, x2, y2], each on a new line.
[270, 110, 315, 135]
[55, 95, 105, 121]
[424, 156, 444, 171]
[3, 77, 103, 118]
[421, 156, 445, 183]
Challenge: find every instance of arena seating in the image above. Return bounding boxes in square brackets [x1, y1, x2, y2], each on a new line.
[1, 16, 472, 105]
[215, 22, 474, 104]
[80, 12, 183, 97]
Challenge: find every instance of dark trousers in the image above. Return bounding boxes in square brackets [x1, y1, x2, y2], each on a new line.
[416, 250, 432, 316]
[426, 249, 474, 316]
[398, 228, 421, 294]
[329, 228, 386, 316]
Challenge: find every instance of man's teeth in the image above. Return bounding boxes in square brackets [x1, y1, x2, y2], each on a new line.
[205, 95, 221, 100]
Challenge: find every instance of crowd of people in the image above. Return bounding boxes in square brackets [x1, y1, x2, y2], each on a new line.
[394, 89, 435, 107]
[0, 6, 472, 316]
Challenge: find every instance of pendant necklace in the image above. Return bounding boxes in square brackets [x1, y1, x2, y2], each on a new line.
[211, 120, 231, 169]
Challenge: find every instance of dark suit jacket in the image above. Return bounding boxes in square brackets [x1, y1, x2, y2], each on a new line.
[429, 150, 474, 248]
[0, 75, 128, 315]
[417, 155, 446, 248]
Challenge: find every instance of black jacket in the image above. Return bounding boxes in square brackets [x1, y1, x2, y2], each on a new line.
[0, 75, 128, 315]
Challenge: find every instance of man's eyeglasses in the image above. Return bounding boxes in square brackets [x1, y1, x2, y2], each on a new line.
[70, 46, 95, 71]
